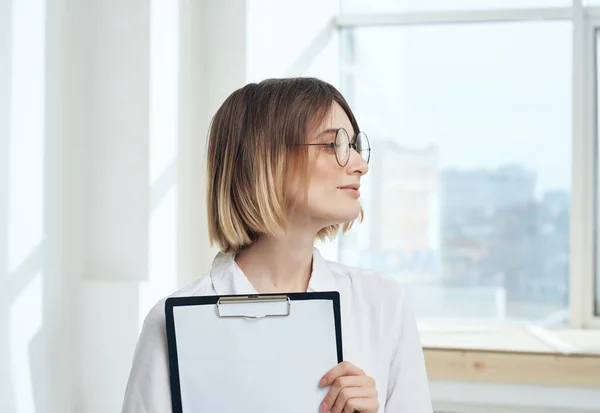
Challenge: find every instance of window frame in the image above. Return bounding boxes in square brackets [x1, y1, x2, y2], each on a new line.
[333, 2, 600, 330]
[587, 12, 600, 328]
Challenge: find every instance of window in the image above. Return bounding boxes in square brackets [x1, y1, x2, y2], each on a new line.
[338, 16, 576, 324]
[341, 0, 571, 14]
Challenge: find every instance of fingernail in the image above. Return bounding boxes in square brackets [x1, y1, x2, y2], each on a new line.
[320, 401, 328, 412]
[320, 377, 327, 387]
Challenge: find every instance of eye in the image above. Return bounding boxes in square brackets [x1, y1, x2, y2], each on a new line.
[324, 142, 336, 152]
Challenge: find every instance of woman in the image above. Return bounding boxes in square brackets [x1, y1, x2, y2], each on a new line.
[121, 78, 433, 413]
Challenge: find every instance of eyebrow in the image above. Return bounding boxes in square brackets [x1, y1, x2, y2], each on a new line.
[312, 128, 357, 143]
[314, 128, 338, 140]
[320, 128, 339, 135]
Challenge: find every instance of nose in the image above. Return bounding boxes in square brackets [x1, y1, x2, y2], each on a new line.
[345, 147, 368, 176]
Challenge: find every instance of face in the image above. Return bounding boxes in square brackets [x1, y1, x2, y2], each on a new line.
[295, 102, 369, 229]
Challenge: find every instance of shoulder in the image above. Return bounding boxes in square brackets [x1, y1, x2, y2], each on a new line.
[123, 274, 216, 411]
[325, 259, 419, 344]
[141, 273, 215, 330]
[326, 259, 408, 309]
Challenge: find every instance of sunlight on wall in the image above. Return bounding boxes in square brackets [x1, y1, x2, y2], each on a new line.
[8, 0, 45, 273]
[5, 1, 47, 412]
[139, 0, 180, 326]
[9, 272, 43, 413]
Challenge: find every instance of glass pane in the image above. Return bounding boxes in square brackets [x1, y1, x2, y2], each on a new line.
[340, 22, 572, 324]
[342, 0, 571, 14]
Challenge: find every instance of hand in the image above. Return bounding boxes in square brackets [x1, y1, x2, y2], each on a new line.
[319, 361, 379, 413]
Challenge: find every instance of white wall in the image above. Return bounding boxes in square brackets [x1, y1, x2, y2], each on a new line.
[1, 0, 245, 412]
[246, 0, 340, 84]
[69, 1, 248, 412]
[430, 380, 600, 412]
[1, 1, 70, 413]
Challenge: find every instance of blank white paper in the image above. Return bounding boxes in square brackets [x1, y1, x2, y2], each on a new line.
[172, 299, 339, 413]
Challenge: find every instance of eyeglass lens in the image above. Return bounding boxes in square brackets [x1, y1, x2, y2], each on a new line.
[335, 128, 370, 166]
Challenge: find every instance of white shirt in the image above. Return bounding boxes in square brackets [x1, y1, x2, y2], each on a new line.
[121, 249, 433, 413]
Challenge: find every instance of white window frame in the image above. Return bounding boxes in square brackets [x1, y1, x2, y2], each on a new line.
[586, 10, 600, 329]
[572, 3, 599, 329]
[333, 2, 600, 330]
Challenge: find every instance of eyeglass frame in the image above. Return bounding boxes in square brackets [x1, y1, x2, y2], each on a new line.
[293, 128, 371, 167]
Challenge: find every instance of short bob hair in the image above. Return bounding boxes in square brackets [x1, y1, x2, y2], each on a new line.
[207, 77, 363, 253]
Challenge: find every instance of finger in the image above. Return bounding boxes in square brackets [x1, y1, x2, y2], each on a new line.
[330, 387, 375, 413]
[321, 376, 367, 412]
[344, 397, 380, 413]
[320, 361, 365, 387]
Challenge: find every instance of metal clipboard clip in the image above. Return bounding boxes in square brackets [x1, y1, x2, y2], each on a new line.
[216, 295, 291, 319]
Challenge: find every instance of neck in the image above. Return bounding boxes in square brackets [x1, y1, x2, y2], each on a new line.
[234, 227, 318, 293]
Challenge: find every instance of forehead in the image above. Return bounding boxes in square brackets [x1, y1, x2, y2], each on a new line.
[311, 102, 355, 142]
[326, 102, 354, 132]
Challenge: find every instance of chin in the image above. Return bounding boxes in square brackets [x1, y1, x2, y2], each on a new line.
[308, 198, 361, 227]
[321, 208, 361, 227]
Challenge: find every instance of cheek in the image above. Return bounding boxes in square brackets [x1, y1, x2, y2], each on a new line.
[308, 157, 338, 194]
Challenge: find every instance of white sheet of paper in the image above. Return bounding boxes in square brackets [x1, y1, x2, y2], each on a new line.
[172, 299, 339, 413]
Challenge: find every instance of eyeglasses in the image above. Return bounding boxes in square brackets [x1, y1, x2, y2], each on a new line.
[298, 128, 371, 167]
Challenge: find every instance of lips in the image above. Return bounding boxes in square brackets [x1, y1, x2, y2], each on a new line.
[338, 184, 361, 198]
[338, 184, 360, 191]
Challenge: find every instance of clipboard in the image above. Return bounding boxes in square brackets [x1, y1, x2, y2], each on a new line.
[165, 292, 343, 413]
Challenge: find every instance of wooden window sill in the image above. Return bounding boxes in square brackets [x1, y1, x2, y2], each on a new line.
[420, 326, 600, 387]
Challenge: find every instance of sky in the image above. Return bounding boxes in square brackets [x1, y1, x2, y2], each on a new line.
[347, 20, 574, 195]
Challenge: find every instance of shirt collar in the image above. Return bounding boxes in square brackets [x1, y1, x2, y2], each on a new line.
[209, 247, 337, 295]
[307, 248, 337, 292]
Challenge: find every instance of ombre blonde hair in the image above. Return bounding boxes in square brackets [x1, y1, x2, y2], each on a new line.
[206, 78, 363, 253]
